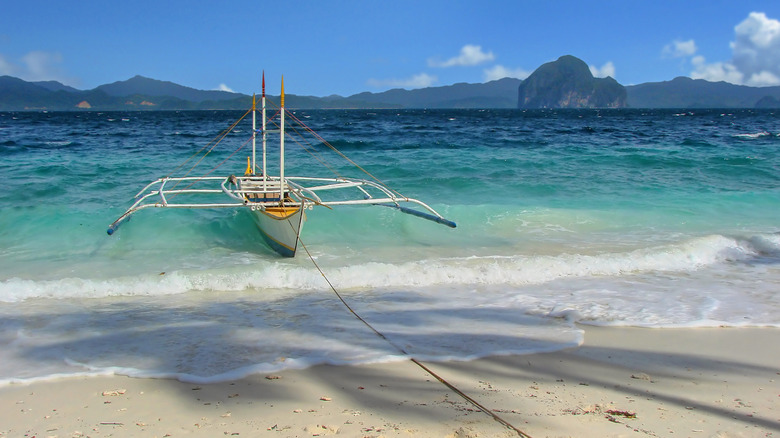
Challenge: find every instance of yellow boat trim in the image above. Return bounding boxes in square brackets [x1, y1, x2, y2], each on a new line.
[261, 205, 301, 220]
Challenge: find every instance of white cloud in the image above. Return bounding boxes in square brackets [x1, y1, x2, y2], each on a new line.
[0, 54, 17, 76]
[589, 61, 615, 78]
[745, 70, 780, 86]
[21, 51, 64, 81]
[428, 44, 495, 68]
[483, 65, 531, 81]
[690, 12, 780, 86]
[367, 73, 438, 89]
[691, 56, 744, 83]
[731, 12, 780, 86]
[663, 39, 698, 58]
[0, 50, 74, 85]
[216, 83, 234, 93]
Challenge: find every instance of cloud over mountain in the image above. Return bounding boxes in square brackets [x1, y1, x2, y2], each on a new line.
[483, 65, 531, 81]
[428, 45, 495, 68]
[732, 12, 780, 86]
[367, 73, 438, 89]
[692, 12, 780, 86]
[0, 50, 73, 85]
[589, 61, 616, 78]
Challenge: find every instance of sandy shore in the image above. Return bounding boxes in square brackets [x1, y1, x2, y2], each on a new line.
[1, 325, 778, 438]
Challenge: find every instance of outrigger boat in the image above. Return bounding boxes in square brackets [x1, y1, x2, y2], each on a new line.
[107, 75, 456, 257]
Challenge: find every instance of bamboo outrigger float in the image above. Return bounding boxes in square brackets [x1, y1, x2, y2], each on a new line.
[107, 74, 456, 257]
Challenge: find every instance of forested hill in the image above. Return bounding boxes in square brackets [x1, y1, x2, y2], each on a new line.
[517, 55, 626, 109]
[625, 77, 780, 108]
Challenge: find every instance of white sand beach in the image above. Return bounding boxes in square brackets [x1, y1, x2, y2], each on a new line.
[2, 325, 778, 438]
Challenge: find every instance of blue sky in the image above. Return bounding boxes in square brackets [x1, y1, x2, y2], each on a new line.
[2, 1, 780, 97]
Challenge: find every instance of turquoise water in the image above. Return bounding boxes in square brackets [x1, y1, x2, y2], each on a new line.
[0, 108, 778, 383]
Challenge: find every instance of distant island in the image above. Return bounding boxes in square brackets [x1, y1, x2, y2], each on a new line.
[2, 55, 780, 110]
[517, 55, 626, 109]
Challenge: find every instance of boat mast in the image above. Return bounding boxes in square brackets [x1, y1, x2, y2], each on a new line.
[262, 72, 267, 186]
[251, 93, 256, 175]
[279, 76, 285, 201]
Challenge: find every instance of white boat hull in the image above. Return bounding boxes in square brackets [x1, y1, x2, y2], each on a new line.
[250, 204, 305, 257]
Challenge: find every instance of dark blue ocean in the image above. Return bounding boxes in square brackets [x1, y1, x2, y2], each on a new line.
[0, 108, 778, 383]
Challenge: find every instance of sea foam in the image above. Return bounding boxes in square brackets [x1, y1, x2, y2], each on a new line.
[0, 233, 764, 302]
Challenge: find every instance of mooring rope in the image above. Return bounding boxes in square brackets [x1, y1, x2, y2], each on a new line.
[295, 236, 533, 438]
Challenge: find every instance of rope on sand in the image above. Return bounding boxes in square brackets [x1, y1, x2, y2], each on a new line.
[297, 239, 534, 438]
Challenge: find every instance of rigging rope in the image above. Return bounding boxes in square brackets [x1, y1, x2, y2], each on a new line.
[166, 109, 252, 191]
[157, 110, 254, 203]
[283, 109, 406, 199]
[166, 135, 253, 202]
[295, 235, 533, 438]
[283, 122, 345, 179]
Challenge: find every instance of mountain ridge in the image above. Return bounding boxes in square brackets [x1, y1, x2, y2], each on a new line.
[624, 76, 780, 108]
[96, 75, 240, 103]
[3, 55, 780, 110]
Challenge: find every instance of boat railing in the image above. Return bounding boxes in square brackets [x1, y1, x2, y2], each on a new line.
[285, 176, 455, 227]
[108, 174, 455, 236]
